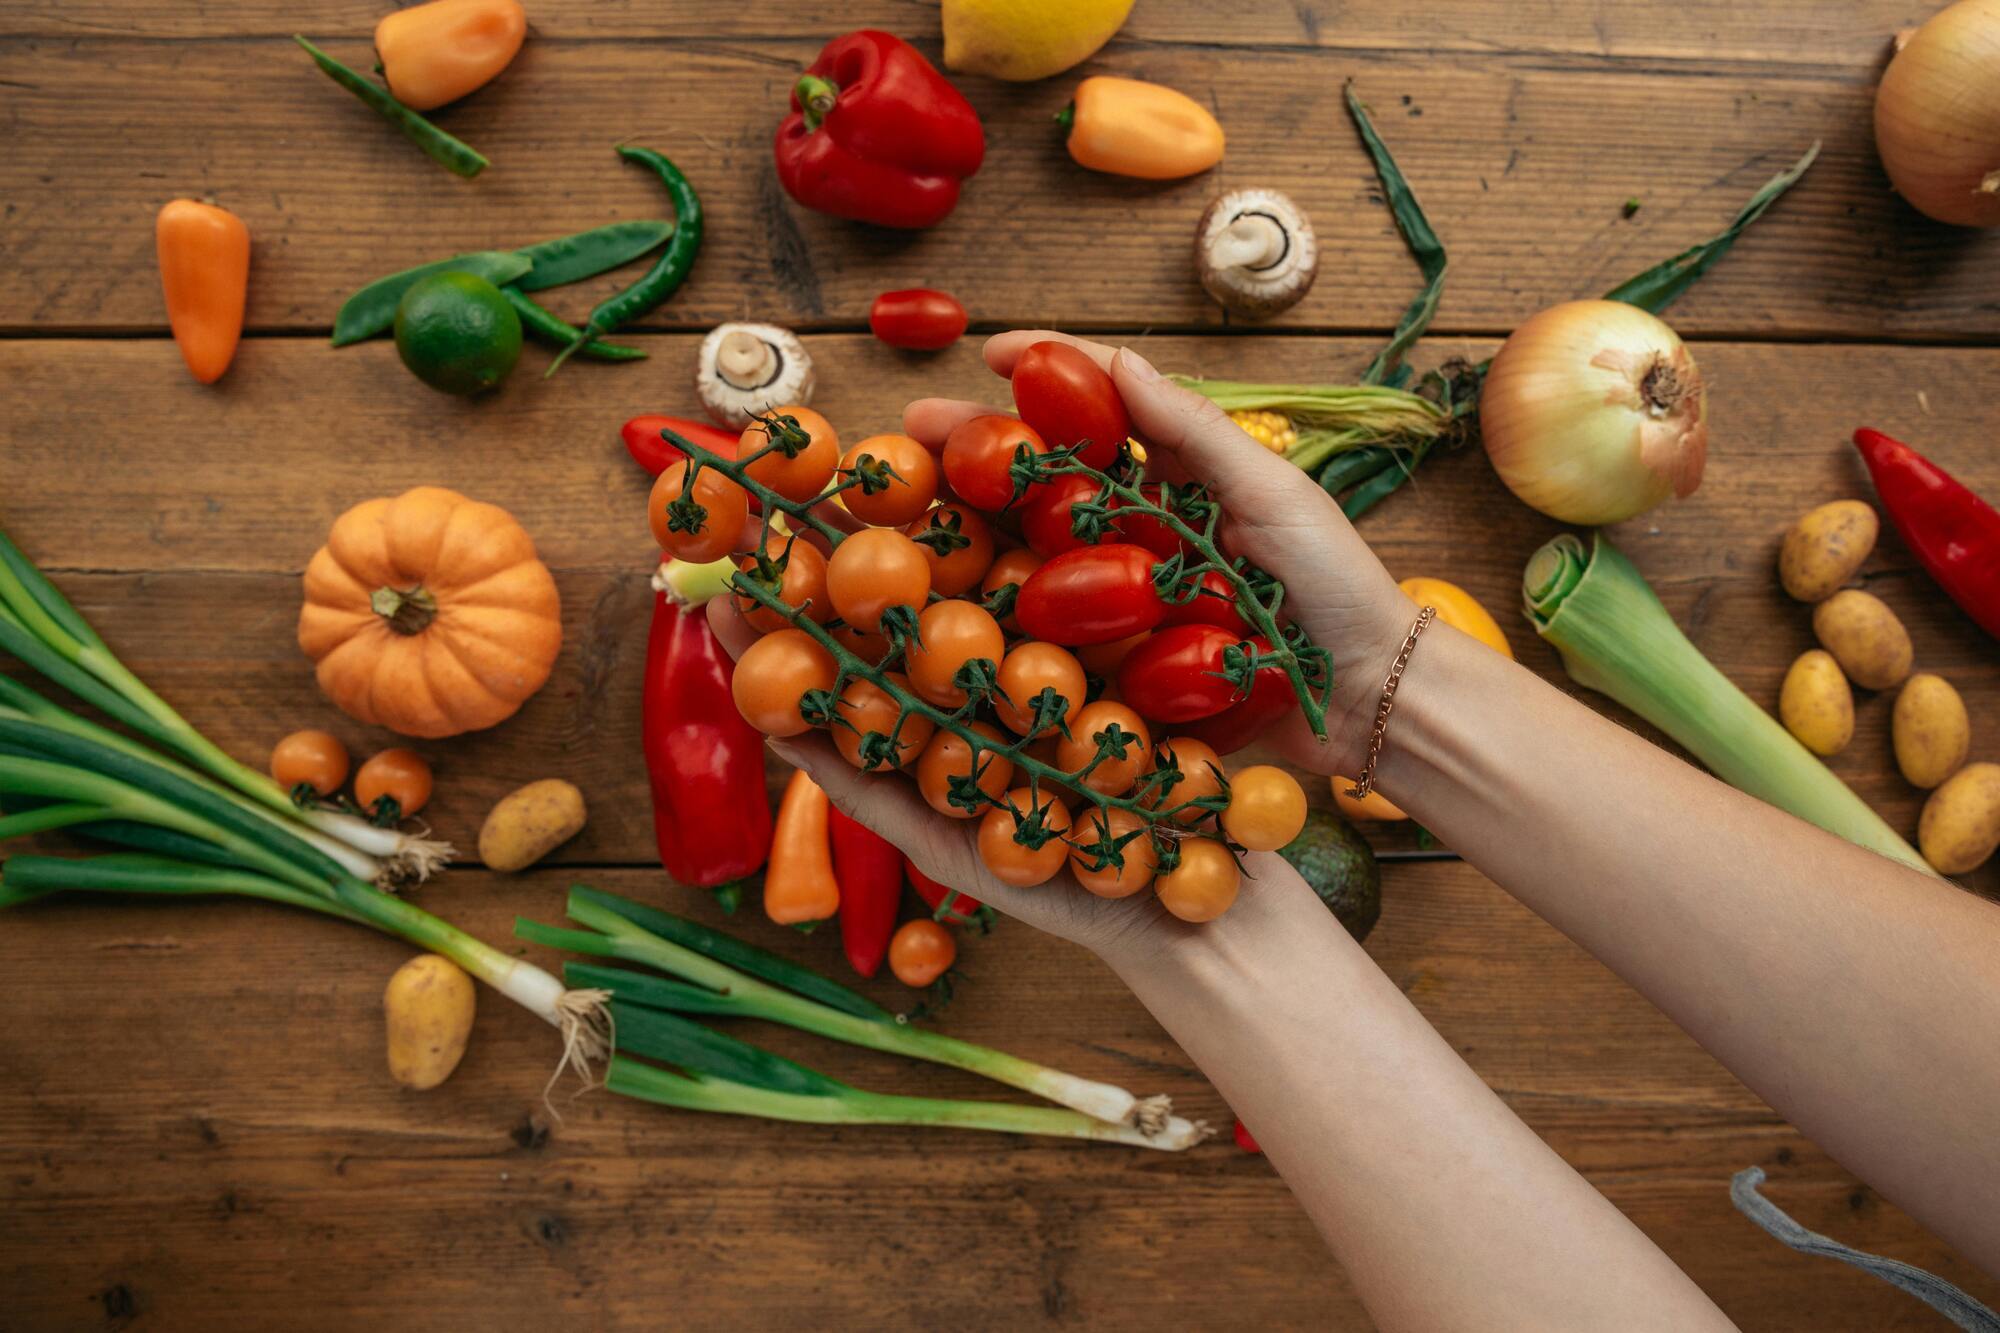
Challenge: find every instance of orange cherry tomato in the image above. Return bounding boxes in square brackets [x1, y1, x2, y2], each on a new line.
[826, 528, 932, 633]
[888, 918, 957, 987]
[740, 404, 840, 503]
[1222, 765, 1309, 851]
[905, 503, 995, 598]
[994, 641, 1087, 737]
[980, 547, 1043, 631]
[1054, 701, 1152, 796]
[1077, 631, 1149, 677]
[942, 415, 1049, 512]
[731, 628, 838, 737]
[1147, 736, 1226, 826]
[977, 787, 1074, 887]
[833, 673, 934, 771]
[916, 721, 1015, 818]
[1155, 837, 1241, 923]
[270, 729, 349, 796]
[830, 621, 894, 666]
[735, 534, 831, 634]
[840, 434, 939, 527]
[649, 462, 749, 564]
[355, 748, 432, 819]
[1068, 806, 1159, 898]
[906, 600, 1006, 707]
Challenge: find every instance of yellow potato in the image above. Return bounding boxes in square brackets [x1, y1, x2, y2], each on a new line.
[1810, 589, 1912, 691]
[1917, 762, 2000, 875]
[1779, 500, 1878, 603]
[384, 954, 475, 1090]
[478, 778, 587, 872]
[1893, 673, 1970, 790]
[1778, 650, 1854, 757]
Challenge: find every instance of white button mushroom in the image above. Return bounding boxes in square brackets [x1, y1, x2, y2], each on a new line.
[1194, 189, 1319, 319]
[695, 323, 816, 428]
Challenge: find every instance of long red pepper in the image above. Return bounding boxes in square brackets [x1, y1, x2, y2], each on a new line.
[643, 585, 773, 908]
[1854, 428, 2000, 641]
[623, 413, 741, 476]
[829, 807, 902, 978]
[904, 855, 987, 929]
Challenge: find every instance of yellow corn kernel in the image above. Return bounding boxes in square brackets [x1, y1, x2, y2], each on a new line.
[1229, 409, 1296, 454]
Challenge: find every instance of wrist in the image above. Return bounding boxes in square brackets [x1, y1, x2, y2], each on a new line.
[1101, 854, 1352, 991]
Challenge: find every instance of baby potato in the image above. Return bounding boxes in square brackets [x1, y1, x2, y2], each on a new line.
[1778, 650, 1854, 756]
[1779, 500, 1878, 603]
[384, 954, 476, 1090]
[1810, 589, 1913, 691]
[1893, 673, 1971, 790]
[478, 779, 588, 872]
[1917, 762, 2000, 876]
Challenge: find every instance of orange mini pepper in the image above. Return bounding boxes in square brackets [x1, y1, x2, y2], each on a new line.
[376, 0, 527, 112]
[155, 199, 249, 385]
[1062, 76, 1225, 181]
[765, 768, 840, 926]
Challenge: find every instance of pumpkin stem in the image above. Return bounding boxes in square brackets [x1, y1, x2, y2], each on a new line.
[371, 585, 439, 636]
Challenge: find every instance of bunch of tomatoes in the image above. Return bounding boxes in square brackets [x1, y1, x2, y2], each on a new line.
[647, 341, 1313, 924]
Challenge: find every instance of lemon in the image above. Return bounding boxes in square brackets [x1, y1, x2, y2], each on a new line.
[942, 0, 1135, 82]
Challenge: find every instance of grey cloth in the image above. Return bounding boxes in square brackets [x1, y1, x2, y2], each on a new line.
[1731, 1167, 2000, 1332]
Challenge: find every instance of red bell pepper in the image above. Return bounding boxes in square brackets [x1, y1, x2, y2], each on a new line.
[643, 579, 773, 909]
[830, 807, 902, 978]
[1855, 428, 2000, 642]
[773, 30, 985, 230]
[622, 413, 741, 476]
[904, 855, 987, 929]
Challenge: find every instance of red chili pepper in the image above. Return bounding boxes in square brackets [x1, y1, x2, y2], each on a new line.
[643, 587, 773, 904]
[830, 807, 902, 978]
[904, 855, 985, 926]
[1855, 427, 2000, 642]
[773, 30, 985, 230]
[1233, 1118, 1262, 1154]
[622, 413, 742, 476]
[870, 289, 968, 350]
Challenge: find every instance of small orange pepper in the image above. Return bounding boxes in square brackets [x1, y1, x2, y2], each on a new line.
[155, 199, 249, 385]
[1397, 577, 1516, 660]
[376, 0, 528, 112]
[1332, 777, 1408, 824]
[1063, 76, 1225, 181]
[765, 768, 840, 925]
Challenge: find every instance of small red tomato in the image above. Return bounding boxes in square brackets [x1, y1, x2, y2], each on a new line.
[1170, 660, 1296, 755]
[1011, 340, 1130, 470]
[942, 415, 1048, 513]
[1161, 568, 1251, 636]
[1018, 473, 1103, 558]
[1116, 483, 1199, 561]
[869, 289, 968, 351]
[1118, 625, 1268, 724]
[1015, 544, 1167, 646]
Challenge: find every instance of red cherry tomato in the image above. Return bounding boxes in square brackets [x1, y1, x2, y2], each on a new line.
[1011, 340, 1130, 470]
[1172, 657, 1297, 755]
[1116, 484, 1198, 561]
[942, 415, 1048, 513]
[869, 289, 969, 351]
[1118, 625, 1271, 724]
[620, 414, 741, 476]
[1015, 544, 1168, 646]
[1161, 569, 1252, 637]
[1018, 473, 1101, 558]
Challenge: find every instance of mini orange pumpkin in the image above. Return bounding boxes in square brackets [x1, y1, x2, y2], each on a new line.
[299, 487, 561, 739]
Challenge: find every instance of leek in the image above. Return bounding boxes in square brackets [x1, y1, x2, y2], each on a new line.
[1523, 533, 1932, 875]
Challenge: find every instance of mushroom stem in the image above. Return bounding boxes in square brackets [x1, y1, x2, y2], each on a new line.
[1209, 214, 1287, 272]
[717, 332, 778, 389]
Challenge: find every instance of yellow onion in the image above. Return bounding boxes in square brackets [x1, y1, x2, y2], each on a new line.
[1875, 0, 2000, 228]
[1480, 300, 1708, 525]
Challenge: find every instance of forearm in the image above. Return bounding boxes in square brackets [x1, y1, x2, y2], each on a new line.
[1380, 625, 2000, 1269]
[1114, 874, 1729, 1332]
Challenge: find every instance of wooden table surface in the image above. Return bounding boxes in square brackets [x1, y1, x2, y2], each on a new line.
[4, 2, 1998, 1327]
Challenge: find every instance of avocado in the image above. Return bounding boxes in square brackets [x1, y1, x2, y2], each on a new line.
[1278, 810, 1381, 941]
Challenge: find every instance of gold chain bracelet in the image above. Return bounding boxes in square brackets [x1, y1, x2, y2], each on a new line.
[1345, 605, 1435, 801]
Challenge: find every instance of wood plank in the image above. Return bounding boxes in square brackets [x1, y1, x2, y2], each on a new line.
[2, 861, 1994, 1328]
[3, 333, 1996, 892]
[4, 37, 1995, 340]
[0, 0, 1929, 65]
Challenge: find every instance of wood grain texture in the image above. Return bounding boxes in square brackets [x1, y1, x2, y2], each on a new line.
[3, 34, 1997, 339]
[4, 862, 1996, 1329]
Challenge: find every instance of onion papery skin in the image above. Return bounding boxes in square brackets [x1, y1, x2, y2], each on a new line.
[1875, 0, 2000, 228]
[1480, 300, 1709, 526]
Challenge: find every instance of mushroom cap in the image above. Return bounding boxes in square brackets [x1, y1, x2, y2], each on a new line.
[695, 322, 816, 428]
[1194, 188, 1319, 319]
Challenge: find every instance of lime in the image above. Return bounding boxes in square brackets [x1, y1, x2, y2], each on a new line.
[394, 270, 522, 396]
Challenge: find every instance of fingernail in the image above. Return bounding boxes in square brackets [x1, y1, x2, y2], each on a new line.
[1117, 347, 1162, 383]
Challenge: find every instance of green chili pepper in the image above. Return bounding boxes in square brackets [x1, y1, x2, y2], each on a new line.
[512, 219, 674, 293]
[504, 289, 647, 362]
[1340, 447, 1427, 522]
[331, 251, 532, 347]
[294, 36, 489, 180]
[545, 147, 703, 377]
[1316, 446, 1398, 497]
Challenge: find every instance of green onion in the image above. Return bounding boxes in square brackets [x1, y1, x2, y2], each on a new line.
[1523, 533, 1932, 875]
